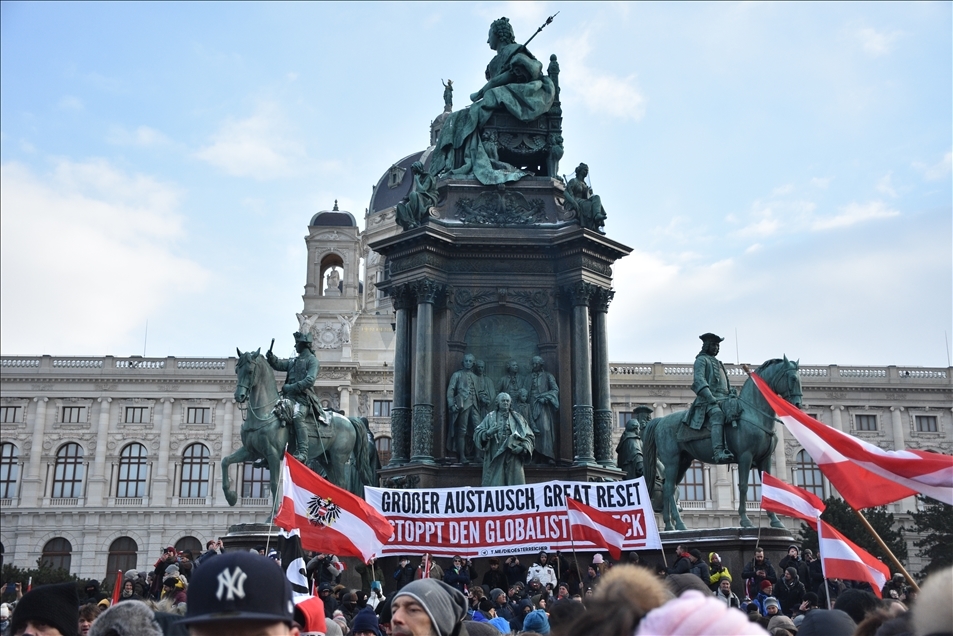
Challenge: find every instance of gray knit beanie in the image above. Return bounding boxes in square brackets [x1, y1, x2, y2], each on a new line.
[394, 579, 467, 636]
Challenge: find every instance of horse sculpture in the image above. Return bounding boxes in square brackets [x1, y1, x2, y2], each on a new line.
[642, 357, 802, 531]
[222, 349, 375, 506]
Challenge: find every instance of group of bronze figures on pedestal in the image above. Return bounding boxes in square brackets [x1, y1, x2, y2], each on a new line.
[446, 354, 559, 486]
[394, 16, 606, 233]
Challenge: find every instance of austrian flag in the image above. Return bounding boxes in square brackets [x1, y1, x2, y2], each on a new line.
[566, 497, 628, 560]
[818, 518, 890, 598]
[751, 373, 953, 507]
[760, 473, 825, 528]
[274, 452, 394, 562]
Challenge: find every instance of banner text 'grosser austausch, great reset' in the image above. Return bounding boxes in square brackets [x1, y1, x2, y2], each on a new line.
[365, 478, 662, 557]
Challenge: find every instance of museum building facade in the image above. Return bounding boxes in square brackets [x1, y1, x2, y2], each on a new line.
[2, 155, 951, 581]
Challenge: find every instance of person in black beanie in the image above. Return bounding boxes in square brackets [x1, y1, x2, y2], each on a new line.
[10, 582, 79, 636]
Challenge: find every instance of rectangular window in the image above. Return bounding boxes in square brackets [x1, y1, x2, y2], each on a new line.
[855, 414, 877, 431]
[61, 406, 85, 423]
[678, 460, 706, 501]
[373, 400, 392, 418]
[916, 415, 938, 432]
[0, 406, 21, 423]
[124, 407, 148, 424]
[618, 411, 634, 428]
[187, 407, 210, 424]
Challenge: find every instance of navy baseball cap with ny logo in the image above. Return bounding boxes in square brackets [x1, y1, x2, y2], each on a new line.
[180, 551, 295, 626]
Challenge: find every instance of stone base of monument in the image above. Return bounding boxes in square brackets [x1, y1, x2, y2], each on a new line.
[223, 523, 281, 554]
[655, 526, 796, 599]
[378, 463, 623, 489]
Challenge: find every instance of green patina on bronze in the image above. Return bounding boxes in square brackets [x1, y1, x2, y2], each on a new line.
[642, 352, 803, 531]
[429, 17, 556, 185]
[223, 336, 376, 505]
[474, 392, 535, 486]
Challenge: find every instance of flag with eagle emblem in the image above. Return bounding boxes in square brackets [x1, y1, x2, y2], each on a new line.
[275, 452, 394, 562]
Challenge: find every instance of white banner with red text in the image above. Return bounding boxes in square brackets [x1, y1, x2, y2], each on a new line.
[365, 478, 661, 558]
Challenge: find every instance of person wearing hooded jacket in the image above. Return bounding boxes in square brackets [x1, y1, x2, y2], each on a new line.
[775, 566, 806, 616]
[778, 545, 810, 589]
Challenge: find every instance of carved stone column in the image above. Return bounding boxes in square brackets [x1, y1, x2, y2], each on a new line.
[890, 406, 905, 449]
[338, 387, 350, 417]
[87, 397, 112, 506]
[590, 287, 615, 467]
[411, 278, 441, 465]
[20, 397, 49, 506]
[389, 284, 414, 466]
[773, 423, 787, 482]
[830, 405, 844, 432]
[216, 398, 235, 506]
[153, 398, 174, 503]
[566, 282, 596, 466]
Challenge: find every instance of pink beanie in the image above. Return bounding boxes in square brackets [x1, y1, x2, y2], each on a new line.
[635, 591, 769, 636]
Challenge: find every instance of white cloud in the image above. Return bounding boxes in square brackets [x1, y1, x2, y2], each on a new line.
[920, 151, 952, 181]
[286, 72, 298, 82]
[554, 31, 646, 121]
[855, 27, 901, 57]
[0, 160, 209, 354]
[810, 177, 833, 189]
[58, 96, 83, 110]
[745, 243, 762, 254]
[772, 184, 794, 196]
[811, 200, 899, 231]
[107, 125, 172, 147]
[875, 172, 896, 198]
[736, 199, 816, 238]
[194, 103, 310, 180]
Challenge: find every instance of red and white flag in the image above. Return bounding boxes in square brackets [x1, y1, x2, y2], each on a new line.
[761, 473, 826, 528]
[818, 518, 890, 598]
[566, 497, 629, 560]
[274, 452, 394, 562]
[752, 373, 953, 508]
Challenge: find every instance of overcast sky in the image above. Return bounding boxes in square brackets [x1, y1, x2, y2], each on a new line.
[2, 2, 950, 367]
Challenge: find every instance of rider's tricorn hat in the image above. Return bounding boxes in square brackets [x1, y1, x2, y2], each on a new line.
[293, 331, 313, 344]
[699, 332, 724, 343]
[633, 405, 653, 415]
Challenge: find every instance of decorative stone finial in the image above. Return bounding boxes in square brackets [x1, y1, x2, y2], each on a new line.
[333, 200, 339, 211]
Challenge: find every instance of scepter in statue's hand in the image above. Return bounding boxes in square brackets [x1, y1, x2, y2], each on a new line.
[524, 12, 559, 47]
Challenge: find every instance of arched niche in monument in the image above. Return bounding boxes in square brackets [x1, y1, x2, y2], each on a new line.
[452, 303, 556, 383]
[318, 253, 344, 296]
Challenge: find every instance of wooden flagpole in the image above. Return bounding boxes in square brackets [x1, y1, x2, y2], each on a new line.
[851, 507, 919, 593]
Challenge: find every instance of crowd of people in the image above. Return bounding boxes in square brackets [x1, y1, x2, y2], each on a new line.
[0, 541, 949, 636]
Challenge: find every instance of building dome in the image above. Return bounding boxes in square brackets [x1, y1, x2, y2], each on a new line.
[310, 200, 357, 227]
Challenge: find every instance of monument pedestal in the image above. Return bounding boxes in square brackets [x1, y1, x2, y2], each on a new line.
[656, 526, 796, 598]
[223, 523, 281, 554]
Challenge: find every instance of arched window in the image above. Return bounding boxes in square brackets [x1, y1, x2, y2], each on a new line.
[175, 536, 202, 557]
[41, 537, 72, 572]
[678, 460, 706, 501]
[241, 462, 270, 499]
[52, 443, 84, 499]
[105, 537, 137, 589]
[179, 443, 210, 498]
[0, 442, 19, 499]
[375, 436, 392, 467]
[117, 443, 147, 498]
[794, 450, 825, 498]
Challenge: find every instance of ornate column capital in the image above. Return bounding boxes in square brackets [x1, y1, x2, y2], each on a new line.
[390, 283, 416, 311]
[33, 397, 48, 403]
[413, 278, 443, 304]
[97, 397, 112, 404]
[589, 287, 615, 313]
[890, 406, 904, 413]
[563, 281, 594, 307]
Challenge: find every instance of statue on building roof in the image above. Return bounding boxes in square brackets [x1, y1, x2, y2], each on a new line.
[428, 17, 557, 185]
[442, 79, 453, 112]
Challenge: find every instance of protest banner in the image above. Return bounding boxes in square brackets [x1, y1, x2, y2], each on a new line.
[365, 478, 661, 558]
